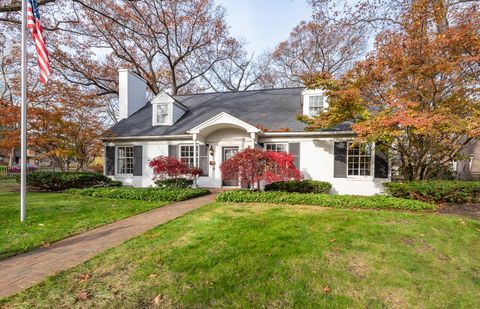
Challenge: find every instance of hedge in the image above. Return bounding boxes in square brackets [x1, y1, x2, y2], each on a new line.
[264, 180, 332, 194]
[216, 190, 434, 211]
[384, 181, 480, 203]
[22, 172, 115, 191]
[65, 187, 210, 202]
[154, 178, 193, 188]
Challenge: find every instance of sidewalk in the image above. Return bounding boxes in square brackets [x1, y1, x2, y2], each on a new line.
[0, 194, 215, 298]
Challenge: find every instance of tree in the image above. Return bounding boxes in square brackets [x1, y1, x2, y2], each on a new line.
[149, 156, 201, 181]
[268, 15, 367, 87]
[0, 0, 257, 122]
[220, 148, 302, 189]
[34, 0, 248, 97]
[202, 47, 273, 92]
[301, 0, 480, 180]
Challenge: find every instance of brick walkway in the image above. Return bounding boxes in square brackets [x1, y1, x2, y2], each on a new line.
[0, 194, 215, 298]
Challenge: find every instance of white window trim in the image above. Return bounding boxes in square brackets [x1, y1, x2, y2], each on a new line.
[346, 142, 375, 179]
[178, 144, 199, 167]
[307, 95, 325, 116]
[302, 89, 329, 116]
[116, 145, 134, 175]
[264, 142, 289, 153]
[152, 103, 172, 126]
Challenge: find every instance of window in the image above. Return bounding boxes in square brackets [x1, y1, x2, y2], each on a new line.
[117, 146, 134, 174]
[308, 95, 324, 116]
[179, 145, 197, 167]
[265, 143, 288, 153]
[347, 142, 373, 176]
[155, 103, 169, 125]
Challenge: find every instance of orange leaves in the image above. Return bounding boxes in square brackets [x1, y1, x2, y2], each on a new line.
[302, 1, 479, 180]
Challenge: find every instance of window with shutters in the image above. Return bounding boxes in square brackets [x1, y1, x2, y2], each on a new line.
[265, 143, 288, 153]
[347, 142, 373, 176]
[117, 146, 134, 174]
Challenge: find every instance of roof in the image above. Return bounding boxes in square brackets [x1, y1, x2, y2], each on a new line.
[109, 87, 352, 137]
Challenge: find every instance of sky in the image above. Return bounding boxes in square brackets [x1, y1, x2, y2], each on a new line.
[217, 0, 313, 55]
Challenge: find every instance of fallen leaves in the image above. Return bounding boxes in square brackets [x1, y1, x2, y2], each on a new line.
[153, 294, 164, 305]
[75, 291, 90, 302]
[78, 273, 92, 283]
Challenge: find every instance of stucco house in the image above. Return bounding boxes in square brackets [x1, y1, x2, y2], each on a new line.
[104, 70, 390, 195]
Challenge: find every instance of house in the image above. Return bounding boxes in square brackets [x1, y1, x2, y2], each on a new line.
[104, 70, 390, 195]
[456, 140, 480, 181]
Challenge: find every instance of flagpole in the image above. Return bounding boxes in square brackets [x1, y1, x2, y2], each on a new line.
[20, 0, 28, 222]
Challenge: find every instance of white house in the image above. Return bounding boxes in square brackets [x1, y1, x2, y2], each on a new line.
[104, 69, 390, 195]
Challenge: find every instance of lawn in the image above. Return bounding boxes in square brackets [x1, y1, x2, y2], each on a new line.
[0, 179, 169, 259]
[2, 202, 479, 308]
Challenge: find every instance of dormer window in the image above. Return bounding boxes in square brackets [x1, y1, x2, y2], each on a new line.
[155, 103, 170, 125]
[151, 91, 188, 126]
[302, 89, 328, 116]
[308, 95, 324, 116]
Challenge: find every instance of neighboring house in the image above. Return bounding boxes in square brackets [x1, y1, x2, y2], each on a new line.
[456, 140, 480, 181]
[0, 148, 36, 166]
[104, 70, 390, 195]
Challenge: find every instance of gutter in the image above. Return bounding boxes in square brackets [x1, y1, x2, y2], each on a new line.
[260, 131, 355, 137]
[102, 130, 356, 142]
[102, 134, 193, 142]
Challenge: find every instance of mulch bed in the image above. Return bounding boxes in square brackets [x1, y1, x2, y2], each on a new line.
[436, 203, 480, 221]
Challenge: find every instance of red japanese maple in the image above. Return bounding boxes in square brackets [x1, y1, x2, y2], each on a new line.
[220, 148, 302, 189]
[149, 156, 201, 180]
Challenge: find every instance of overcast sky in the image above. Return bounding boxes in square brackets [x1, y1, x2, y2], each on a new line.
[217, 0, 312, 55]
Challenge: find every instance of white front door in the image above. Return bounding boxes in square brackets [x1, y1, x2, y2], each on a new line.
[222, 146, 239, 186]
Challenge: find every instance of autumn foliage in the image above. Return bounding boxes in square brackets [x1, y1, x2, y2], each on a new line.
[302, 0, 480, 180]
[149, 156, 202, 181]
[220, 148, 302, 189]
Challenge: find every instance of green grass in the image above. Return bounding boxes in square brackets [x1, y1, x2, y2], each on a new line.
[0, 179, 169, 260]
[2, 202, 479, 308]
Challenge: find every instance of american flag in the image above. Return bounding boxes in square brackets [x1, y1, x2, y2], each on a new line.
[27, 0, 51, 84]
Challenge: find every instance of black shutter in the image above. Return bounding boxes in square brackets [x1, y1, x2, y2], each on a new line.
[105, 146, 115, 176]
[374, 143, 389, 178]
[133, 146, 143, 176]
[168, 145, 178, 158]
[254, 142, 264, 150]
[334, 142, 347, 178]
[199, 145, 208, 176]
[289, 143, 300, 169]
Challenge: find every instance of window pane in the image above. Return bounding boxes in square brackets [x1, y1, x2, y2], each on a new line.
[266, 143, 287, 153]
[117, 146, 134, 174]
[309, 95, 324, 116]
[156, 104, 169, 124]
[347, 143, 372, 177]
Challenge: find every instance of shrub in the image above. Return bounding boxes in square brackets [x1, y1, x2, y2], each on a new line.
[384, 181, 480, 203]
[216, 190, 434, 211]
[23, 172, 113, 191]
[265, 180, 332, 194]
[154, 178, 193, 188]
[109, 180, 123, 187]
[221, 148, 302, 189]
[149, 156, 201, 181]
[65, 187, 210, 202]
[8, 164, 37, 174]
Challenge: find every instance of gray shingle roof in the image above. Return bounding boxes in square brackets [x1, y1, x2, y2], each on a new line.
[109, 87, 352, 137]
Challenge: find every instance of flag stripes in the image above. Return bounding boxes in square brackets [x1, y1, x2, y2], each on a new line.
[27, 0, 51, 84]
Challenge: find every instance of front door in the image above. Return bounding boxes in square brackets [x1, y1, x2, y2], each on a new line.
[222, 146, 239, 186]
